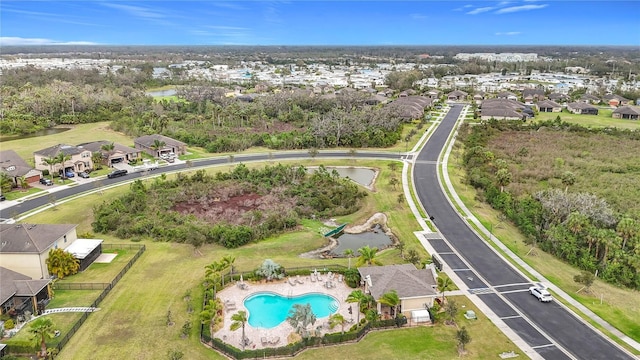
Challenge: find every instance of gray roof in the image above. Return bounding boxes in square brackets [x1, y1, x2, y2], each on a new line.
[134, 134, 186, 148]
[77, 140, 139, 155]
[358, 264, 437, 300]
[0, 223, 77, 254]
[613, 105, 640, 115]
[0, 267, 51, 305]
[447, 90, 468, 97]
[0, 150, 38, 178]
[33, 144, 84, 158]
[385, 96, 433, 119]
[568, 102, 598, 110]
[537, 100, 562, 109]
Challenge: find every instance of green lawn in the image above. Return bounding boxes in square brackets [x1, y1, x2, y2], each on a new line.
[446, 144, 640, 354]
[4, 122, 136, 163]
[534, 109, 640, 130]
[3, 158, 524, 360]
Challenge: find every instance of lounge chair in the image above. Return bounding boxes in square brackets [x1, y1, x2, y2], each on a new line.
[311, 274, 316, 282]
[261, 337, 269, 345]
[296, 275, 304, 284]
[288, 277, 296, 286]
[269, 336, 280, 345]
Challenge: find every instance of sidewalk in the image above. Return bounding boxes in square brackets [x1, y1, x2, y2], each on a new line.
[432, 105, 639, 354]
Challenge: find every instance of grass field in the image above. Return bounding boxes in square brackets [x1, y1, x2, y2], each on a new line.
[7, 158, 522, 360]
[446, 144, 640, 353]
[533, 108, 640, 130]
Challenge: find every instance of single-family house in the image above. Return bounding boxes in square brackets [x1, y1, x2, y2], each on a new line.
[385, 96, 433, 120]
[358, 264, 438, 320]
[548, 93, 570, 103]
[579, 94, 600, 104]
[0, 267, 51, 317]
[536, 100, 563, 113]
[496, 91, 518, 101]
[473, 92, 485, 105]
[480, 98, 528, 120]
[134, 134, 187, 158]
[0, 150, 42, 186]
[612, 105, 640, 120]
[567, 102, 599, 115]
[446, 90, 468, 101]
[603, 94, 630, 107]
[77, 140, 142, 167]
[425, 90, 441, 101]
[0, 223, 78, 279]
[34, 144, 93, 176]
[522, 89, 546, 103]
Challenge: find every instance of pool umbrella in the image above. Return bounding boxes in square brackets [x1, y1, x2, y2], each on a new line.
[240, 274, 244, 284]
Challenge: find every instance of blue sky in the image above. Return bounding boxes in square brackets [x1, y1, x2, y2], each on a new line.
[1, 1, 638, 46]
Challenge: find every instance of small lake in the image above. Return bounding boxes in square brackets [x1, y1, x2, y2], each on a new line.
[0, 127, 71, 142]
[308, 167, 376, 188]
[146, 89, 177, 97]
[330, 224, 393, 256]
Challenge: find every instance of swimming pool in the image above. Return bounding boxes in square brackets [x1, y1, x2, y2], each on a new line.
[244, 292, 339, 329]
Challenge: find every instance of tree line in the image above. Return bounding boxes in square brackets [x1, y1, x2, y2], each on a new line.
[458, 118, 640, 289]
[92, 164, 367, 249]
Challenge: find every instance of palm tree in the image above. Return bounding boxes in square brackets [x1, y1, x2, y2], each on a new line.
[437, 276, 453, 304]
[379, 290, 401, 318]
[328, 313, 347, 334]
[287, 303, 316, 338]
[346, 290, 366, 323]
[100, 142, 116, 166]
[456, 326, 472, 354]
[41, 156, 57, 181]
[46, 248, 80, 279]
[91, 151, 104, 170]
[221, 255, 236, 274]
[29, 317, 55, 358]
[18, 176, 29, 190]
[150, 139, 166, 157]
[230, 310, 248, 350]
[56, 152, 72, 179]
[343, 249, 354, 269]
[355, 245, 382, 267]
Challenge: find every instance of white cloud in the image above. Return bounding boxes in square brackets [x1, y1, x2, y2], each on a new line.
[467, 6, 495, 15]
[102, 3, 166, 19]
[495, 32, 521, 36]
[0, 37, 98, 46]
[495, 4, 548, 14]
[410, 13, 428, 19]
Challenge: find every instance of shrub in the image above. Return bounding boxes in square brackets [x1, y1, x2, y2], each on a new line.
[4, 318, 15, 330]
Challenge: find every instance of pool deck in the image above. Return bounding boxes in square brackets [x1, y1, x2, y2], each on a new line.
[214, 274, 359, 350]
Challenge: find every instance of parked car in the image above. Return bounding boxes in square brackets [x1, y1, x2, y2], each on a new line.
[0, 194, 6, 201]
[39, 178, 54, 186]
[529, 284, 552, 302]
[64, 171, 75, 178]
[107, 169, 128, 179]
[78, 172, 90, 178]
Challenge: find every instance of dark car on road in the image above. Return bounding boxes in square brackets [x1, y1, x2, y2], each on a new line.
[107, 169, 128, 179]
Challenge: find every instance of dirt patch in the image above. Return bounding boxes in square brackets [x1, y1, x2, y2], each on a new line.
[172, 185, 296, 226]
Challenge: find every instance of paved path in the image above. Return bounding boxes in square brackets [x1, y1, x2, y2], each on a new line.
[42, 307, 100, 314]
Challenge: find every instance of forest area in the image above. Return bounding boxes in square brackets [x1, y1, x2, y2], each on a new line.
[92, 164, 367, 249]
[458, 118, 640, 289]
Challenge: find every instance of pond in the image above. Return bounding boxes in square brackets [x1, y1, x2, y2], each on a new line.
[330, 224, 393, 256]
[0, 127, 71, 142]
[146, 89, 177, 97]
[308, 167, 376, 188]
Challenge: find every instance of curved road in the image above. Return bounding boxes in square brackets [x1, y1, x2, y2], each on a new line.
[2, 113, 634, 359]
[0, 151, 402, 218]
[413, 104, 633, 360]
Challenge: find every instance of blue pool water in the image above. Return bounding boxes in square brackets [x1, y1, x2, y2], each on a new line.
[244, 292, 339, 328]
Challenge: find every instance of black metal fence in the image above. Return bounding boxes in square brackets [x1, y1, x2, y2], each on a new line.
[200, 264, 415, 360]
[201, 317, 407, 359]
[29, 243, 146, 357]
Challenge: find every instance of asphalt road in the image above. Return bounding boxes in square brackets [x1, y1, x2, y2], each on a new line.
[2, 114, 634, 359]
[413, 104, 633, 360]
[0, 151, 402, 218]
